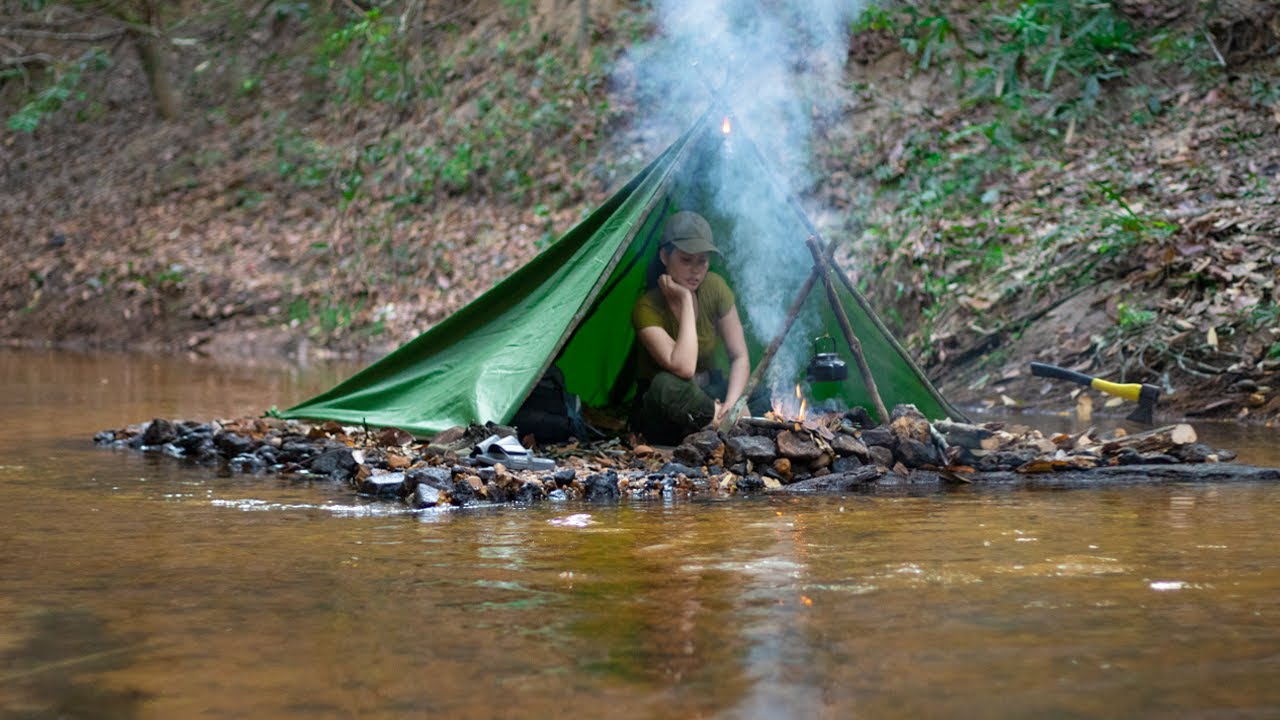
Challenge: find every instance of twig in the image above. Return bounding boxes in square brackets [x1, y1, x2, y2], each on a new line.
[1203, 28, 1227, 68]
[0, 26, 126, 42]
[805, 236, 890, 424]
[0, 53, 52, 66]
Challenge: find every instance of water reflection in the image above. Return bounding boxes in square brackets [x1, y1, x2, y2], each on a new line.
[3, 349, 1280, 718]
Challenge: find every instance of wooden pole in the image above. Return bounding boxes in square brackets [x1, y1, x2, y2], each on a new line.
[804, 236, 890, 424]
[716, 236, 835, 432]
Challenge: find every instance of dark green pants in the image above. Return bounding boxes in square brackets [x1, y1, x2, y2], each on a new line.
[631, 371, 769, 445]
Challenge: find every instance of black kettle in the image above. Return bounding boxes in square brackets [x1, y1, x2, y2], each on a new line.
[807, 335, 848, 383]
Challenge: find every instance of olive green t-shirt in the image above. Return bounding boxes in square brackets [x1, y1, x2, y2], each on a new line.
[631, 272, 736, 382]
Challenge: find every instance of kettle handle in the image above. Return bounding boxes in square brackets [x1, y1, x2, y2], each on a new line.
[813, 334, 836, 354]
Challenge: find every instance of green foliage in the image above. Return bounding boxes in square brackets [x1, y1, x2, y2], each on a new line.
[6, 49, 111, 133]
[1090, 182, 1176, 259]
[1115, 302, 1156, 329]
[313, 9, 420, 107]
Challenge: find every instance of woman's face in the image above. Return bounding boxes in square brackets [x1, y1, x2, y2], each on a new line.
[661, 247, 711, 291]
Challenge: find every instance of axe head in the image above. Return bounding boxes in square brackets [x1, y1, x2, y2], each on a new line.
[1125, 384, 1161, 426]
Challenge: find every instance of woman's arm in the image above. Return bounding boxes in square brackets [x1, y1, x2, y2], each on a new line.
[716, 304, 751, 422]
[636, 275, 699, 379]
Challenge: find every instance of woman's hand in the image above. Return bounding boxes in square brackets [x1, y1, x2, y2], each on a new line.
[658, 273, 693, 308]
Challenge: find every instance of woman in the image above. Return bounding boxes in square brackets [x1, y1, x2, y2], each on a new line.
[630, 211, 762, 444]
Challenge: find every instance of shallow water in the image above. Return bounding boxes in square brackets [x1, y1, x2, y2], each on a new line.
[2, 348, 1279, 719]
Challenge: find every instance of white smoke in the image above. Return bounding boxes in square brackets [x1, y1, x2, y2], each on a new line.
[618, 0, 866, 397]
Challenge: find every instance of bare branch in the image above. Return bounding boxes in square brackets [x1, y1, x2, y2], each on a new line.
[0, 26, 126, 42]
[1, 52, 53, 67]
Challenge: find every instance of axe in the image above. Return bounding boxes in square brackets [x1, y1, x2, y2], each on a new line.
[1029, 362, 1160, 425]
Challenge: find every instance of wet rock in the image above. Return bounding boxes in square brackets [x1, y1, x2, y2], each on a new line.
[411, 483, 442, 508]
[1138, 452, 1180, 464]
[896, 437, 944, 468]
[659, 462, 704, 478]
[583, 471, 620, 502]
[513, 481, 545, 504]
[278, 440, 319, 464]
[228, 453, 266, 473]
[547, 489, 568, 501]
[552, 468, 576, 487]
[1169, 443, 1218, 463]
[772, 457, 792, 482]
[736, 474, 766, 493]
[173, 428, 211, 452]
[308, 448, 358, 481]
[727, 435, 776, 464]
[360, 471, 405, 496]
[476, 467, 497, 482]
[776, 430, 821, 463]
[867, 445, 895, 468]
[446, 478, 473, 505]
[214, 431, 253, 458]
[407, 466, 453, 491]
[832, 455, 864, 473]
[141, 418, 178, 447]
[93, 430, 116, 444]
[254, 445, 278, 465]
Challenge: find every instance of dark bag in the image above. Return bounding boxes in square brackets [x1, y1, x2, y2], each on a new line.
[512, 366, 590, 444]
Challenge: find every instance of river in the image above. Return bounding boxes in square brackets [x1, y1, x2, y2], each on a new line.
[2, 348, 1279, 719]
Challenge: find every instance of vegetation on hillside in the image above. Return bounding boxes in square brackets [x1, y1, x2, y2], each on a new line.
[1, 0, 1277, 421]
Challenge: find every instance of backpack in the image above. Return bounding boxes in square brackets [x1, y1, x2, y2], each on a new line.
[512, 366, 591, 444]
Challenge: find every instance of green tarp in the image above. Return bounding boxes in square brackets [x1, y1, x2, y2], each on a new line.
[281, 108, 962, 435]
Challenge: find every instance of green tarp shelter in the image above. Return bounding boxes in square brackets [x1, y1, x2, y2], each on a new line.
[281, 106, 963, 435]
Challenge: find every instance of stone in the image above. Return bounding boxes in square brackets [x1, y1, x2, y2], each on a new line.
[1170, 443, 1217, 463]
[411, 483, 442, 508]
[360, 471, 405, 496]
[867, 445, 895, 468]
[660, 462, 704, 478]
[830, 433, 870, 459]
[891, 404, 927, 421]
[844, 406, 876, 429]
[278, 440, 319, 464]
[889, 414, 932, 444]
[407, 466, 453, 491]
[552, 468, 577, 486]
[308, 448, 358, 481]
[672, 443, 704, 467]
[776, 430, 821, 463]
[228, 453, 265, 473]
[450, 477, 480, 504]
[583, 471, 620, 502]
[685, 430, 723, 458]
[860, 427, 894, 448]
[832, 455, 863, 473]
[140, 418, 178, 447]
[727, 435, 776, 464]
[514, 481, 545, 504]
[736, 475, 766, 493]
[772, 457, 792, 481]
[896, 437, 944, 468]
[214, 431, 253, 458]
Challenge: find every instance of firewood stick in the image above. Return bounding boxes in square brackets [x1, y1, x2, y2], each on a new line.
[804, 236, 890, 425]
[716, 236, 835, 432]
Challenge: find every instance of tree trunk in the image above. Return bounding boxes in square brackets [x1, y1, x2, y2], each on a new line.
[131, 31, 181, 121]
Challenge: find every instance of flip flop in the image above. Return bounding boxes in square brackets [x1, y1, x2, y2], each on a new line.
[473, 434, 555, 471]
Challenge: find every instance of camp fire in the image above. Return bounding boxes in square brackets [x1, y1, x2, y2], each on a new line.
[768, 384, 808, 423]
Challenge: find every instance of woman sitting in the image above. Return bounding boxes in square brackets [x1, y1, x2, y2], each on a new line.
[630, 211, 766, 444]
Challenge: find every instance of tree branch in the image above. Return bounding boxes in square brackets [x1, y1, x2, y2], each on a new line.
[1, 52, 53, 67]
[0, 26, 126, 42]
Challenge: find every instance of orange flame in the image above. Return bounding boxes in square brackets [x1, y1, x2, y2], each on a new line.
[721, 116, 732, 135]
[770, 384, 808, 422]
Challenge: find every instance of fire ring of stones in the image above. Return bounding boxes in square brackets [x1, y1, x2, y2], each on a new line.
[95, 404, 1260, 510]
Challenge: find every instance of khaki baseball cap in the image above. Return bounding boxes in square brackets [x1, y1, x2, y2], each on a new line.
[662, 211, 720, 255]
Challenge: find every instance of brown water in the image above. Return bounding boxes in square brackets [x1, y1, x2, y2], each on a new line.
[3, 348, 1280, 719]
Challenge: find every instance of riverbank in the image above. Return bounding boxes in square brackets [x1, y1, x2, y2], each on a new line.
[3, 1, 1277, 425]
[94, 403, 1276, 512]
